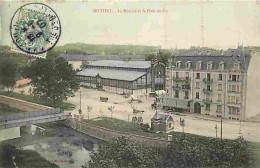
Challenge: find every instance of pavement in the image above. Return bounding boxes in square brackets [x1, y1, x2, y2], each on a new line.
[13, 86, 260, 142]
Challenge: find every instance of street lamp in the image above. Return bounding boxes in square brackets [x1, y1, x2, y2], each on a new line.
[78, 89, 82, 117]
[87, 106, 92, 120]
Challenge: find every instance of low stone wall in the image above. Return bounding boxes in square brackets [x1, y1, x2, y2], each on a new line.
[64, 118, 170, 147]
[0, 95, 51, 112]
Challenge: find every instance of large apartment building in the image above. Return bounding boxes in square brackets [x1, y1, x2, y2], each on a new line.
[159, 46, 260, 121]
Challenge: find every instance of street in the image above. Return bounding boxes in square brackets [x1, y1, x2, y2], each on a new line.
[66, 87, 260, 142]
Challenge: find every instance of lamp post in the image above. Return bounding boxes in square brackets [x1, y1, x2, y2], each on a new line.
[78, 90, 82, 117]
[87, 106, 92, 120]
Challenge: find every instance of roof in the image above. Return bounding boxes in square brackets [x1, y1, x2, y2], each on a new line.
[60, 54, 146, 61]
[77, 68, 146, 81]
[152, 111, 173, 122]
[15, 78, 31, 87]
[88, 60, 151, 69]
[170, 46, 251, 70]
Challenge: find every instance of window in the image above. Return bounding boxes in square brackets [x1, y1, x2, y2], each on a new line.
[169, 123, 171, 128]
[196, 73, 200, 79]
[205, 103, 211, 111]
[231, 96, 236, 103]
[207, 84, 211, 91]
[207, 73, 211, 81]
[237, 108, 240, 115]
[185, 91, 189, 99]
[232, 85, 236, 92]
[185, 72, 189, 79]
[217, 105, 222, 112]
[176, 72, 179, 79]
[175, 90, 179, 98]
[196, 92, 200, 99]
[232, 75, 237, 81]
[236, 97, 240, 104]
[218, 74, 223, 81]
[196, 61, 202, 69]
[219, 62, 224, 70]
[233, 62, 240, 70]
[186, 61, 191, 69]
[207, 61, 213, 70]
[217, 84, 222, 91]
[195, 82, 200, 89]
[176, 61, 181, 69]
[237, 85, 240, 92]
[217, 94, 222, 101]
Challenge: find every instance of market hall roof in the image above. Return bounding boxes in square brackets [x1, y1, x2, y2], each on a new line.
[87, 60, 151, 69]
[76, 68, 147, 81]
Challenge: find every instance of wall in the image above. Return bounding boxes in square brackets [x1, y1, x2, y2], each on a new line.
[0, 95, 51, 112]
[245, 51, 260, 119]
[0, 127, 20, 141]
[64, 118, 170, 147]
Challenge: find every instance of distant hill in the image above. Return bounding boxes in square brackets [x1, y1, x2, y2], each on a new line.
[47, 43, 160, 59]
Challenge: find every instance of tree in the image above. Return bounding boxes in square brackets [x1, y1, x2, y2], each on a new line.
[108, 106, 114, 119]
[83, 137, 160, 168]
[22, 57, 79, 107]
[0, 59, 17, 90]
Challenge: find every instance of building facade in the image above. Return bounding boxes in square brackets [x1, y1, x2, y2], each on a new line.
[160, 46, 260, 121]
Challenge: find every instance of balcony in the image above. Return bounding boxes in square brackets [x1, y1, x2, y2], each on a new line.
[203, 78, 213, 84]
[203, 98, 213, 103]
[216, 110, 222, 114]
[172, 76, 191, 83]
[227, 102, 241, 106]
[182, 84, 191, 90]
[228, 80, 241, 83]
[227, 90, 240, 94]
[172, 85, 181, 90]
[183, 96, 189, 100]
[203, 88, 213, 94]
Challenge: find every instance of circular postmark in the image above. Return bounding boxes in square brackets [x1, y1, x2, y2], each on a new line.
[10, 3, 61, 54]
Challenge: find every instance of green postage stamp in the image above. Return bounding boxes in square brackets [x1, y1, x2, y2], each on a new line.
[10, 3, 61, 54]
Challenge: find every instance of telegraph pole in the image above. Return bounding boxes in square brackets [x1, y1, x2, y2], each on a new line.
[80, 90, 81, 110]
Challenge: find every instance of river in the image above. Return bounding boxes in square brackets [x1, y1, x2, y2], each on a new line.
[2, 122, 102, 168]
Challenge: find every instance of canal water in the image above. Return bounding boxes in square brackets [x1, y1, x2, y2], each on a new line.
[22, 141, 99, 168]
[2, 121, 101, 168]
[0, 103, 102, 167]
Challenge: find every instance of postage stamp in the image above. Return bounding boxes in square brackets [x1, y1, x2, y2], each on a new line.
[10, 3, 61, 54]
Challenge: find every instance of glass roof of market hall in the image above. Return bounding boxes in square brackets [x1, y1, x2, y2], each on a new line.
[77, 68, 147, 81]
[87, 60, 151, 69]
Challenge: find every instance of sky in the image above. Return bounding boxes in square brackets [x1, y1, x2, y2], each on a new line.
[0, 0, 259, 49]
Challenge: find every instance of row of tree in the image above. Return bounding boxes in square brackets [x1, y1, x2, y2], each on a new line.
[84, 135, 256, 168]
[46, 43, 160, 60]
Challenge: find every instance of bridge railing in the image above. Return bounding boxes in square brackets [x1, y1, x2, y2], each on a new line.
[0, 108, 61, 122]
